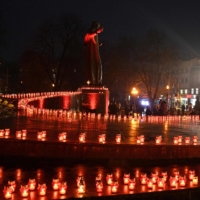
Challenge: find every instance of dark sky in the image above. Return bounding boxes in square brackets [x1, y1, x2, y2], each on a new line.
[2, 0, 200, 61]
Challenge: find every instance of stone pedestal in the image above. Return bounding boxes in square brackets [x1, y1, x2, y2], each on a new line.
[79, 86, 109, 115]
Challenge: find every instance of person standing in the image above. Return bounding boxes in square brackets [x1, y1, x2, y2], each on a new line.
[181, 104, 185, 116]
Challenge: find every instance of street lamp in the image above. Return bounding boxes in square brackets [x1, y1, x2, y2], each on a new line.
[131, 87, 138, 104]
[166, 85, 169, 109]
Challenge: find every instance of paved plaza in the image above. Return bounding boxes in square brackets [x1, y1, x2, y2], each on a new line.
[0, 113, 200, 199]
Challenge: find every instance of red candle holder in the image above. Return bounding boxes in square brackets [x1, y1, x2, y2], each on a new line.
[59, 182, 67, 195]
[96, 180, 103, 193]
[3, 186, 13, 199]
[179, 176, 186, 187]
[111, 181, 119, 193]
[189, 170, 195, 181]
[22, 130, 27, 137]
[4, 129, 10, 136]
[77, 179, 85, 194]
[16, 131, 22, 138]
[151, 172, 158, 184]
[173, 170, 179, 181]
[115, 134, 121, 143]
[193, 136, 198, 143]
[192, 176, 198, 185]
[106, 173, 113, 185]
[37, 184, 47, 196]
[79, 133, 86, 142]
[28, 179, 36, 190]
[173, 137, 178, 144]
[20, 185, 29, 197]
[0, 129, 4, 137]
[8, 181, 16, 193]
[178, 135, 182, 143]
[123, 173, 130, 185]
[157, 177, 165, 188]
[52, 179, 60, 190]
[140, 173, 147, 185]
[185, 137, 190, 144]
[147, 178, 153, 189]
[169, 176, 177, 187]
[128, 178, 135, 190]
[161, 171, 168, 182]
[155, 136, 162, 144]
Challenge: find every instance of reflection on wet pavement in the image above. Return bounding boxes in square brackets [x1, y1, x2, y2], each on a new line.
[0, 112, 199, 144]
[0, 162, 200, 199]
[0, 112, 200, 199]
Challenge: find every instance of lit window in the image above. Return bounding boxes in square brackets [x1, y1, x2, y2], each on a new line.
[185, 89, 187, 94]
[191, 88, 194, 94]
[196, 88, 199, 94]
[180, 89, 183, 94]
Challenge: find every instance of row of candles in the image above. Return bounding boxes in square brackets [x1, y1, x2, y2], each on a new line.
[3, 169, 199, 199]
[27, 107, 200, 120]
[3, 91, 80, 99]
[0, 129, 198, 145]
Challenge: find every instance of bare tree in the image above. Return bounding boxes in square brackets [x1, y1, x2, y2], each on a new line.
[21, 14, 84, 92]
[121, 29, 178, 108]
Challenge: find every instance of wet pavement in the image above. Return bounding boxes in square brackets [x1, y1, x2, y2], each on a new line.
[0, 111, 200, 199]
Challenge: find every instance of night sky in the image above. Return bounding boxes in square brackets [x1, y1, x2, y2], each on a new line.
[2, 0, 200, 61]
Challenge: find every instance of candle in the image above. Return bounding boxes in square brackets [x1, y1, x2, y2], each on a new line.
[76, 176, 84, 187]
[16, 131, 22, 138]
[4, 129, 10, 136]
[52, 179, 60, 190]
[106, 174, 113, 185]
[128, 179, 135, 190]
[28, 179, 36, 190]
[78, 178, 85, 194]
[161, 171, 168, 182]
[151, 172, 158, 184]
[111, 181, 118, 193]
[140, 173, 147, 185]
[115, 134, 121, 143]
[173, 137, 178, 144]
[59, 182, 67, 195]
[170, 176, 177, 187]
[37, 184, 47, 196]
[79, 133, 86, 142]
[0, 130, 4, 137]
[3, 186, 12, 199]
[155, 136, 162, 144]
[22, 130, 27, 137]
[192, 176, 198, 185]
[96, 180, 103, 193]
[123, 173, 130, 185]
[140, 135, 145, 143]
[189, 170, 195, 181]
[147, 178, 153, 189]
[178, 136, 182, 143]
[185, 137, 190, 144]
[193, 136, 198, 143]
[173, 170, 179, 181]
[179, 176, 186, 187]
[157, 177, 165, 188]
[8, 181, 16, 192]
[20, 185, 29, 197]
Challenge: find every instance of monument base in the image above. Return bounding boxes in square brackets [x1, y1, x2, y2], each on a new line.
[79, 85, 109, 116]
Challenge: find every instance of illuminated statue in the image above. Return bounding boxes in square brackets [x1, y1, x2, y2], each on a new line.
[84, 21, 103, 85]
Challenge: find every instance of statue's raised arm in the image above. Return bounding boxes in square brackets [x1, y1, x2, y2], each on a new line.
[84, 21, 103, 85]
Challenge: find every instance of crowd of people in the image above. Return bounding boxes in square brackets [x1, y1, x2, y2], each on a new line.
[108, 102, 144, 118]
[108, 100, 200, 118]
